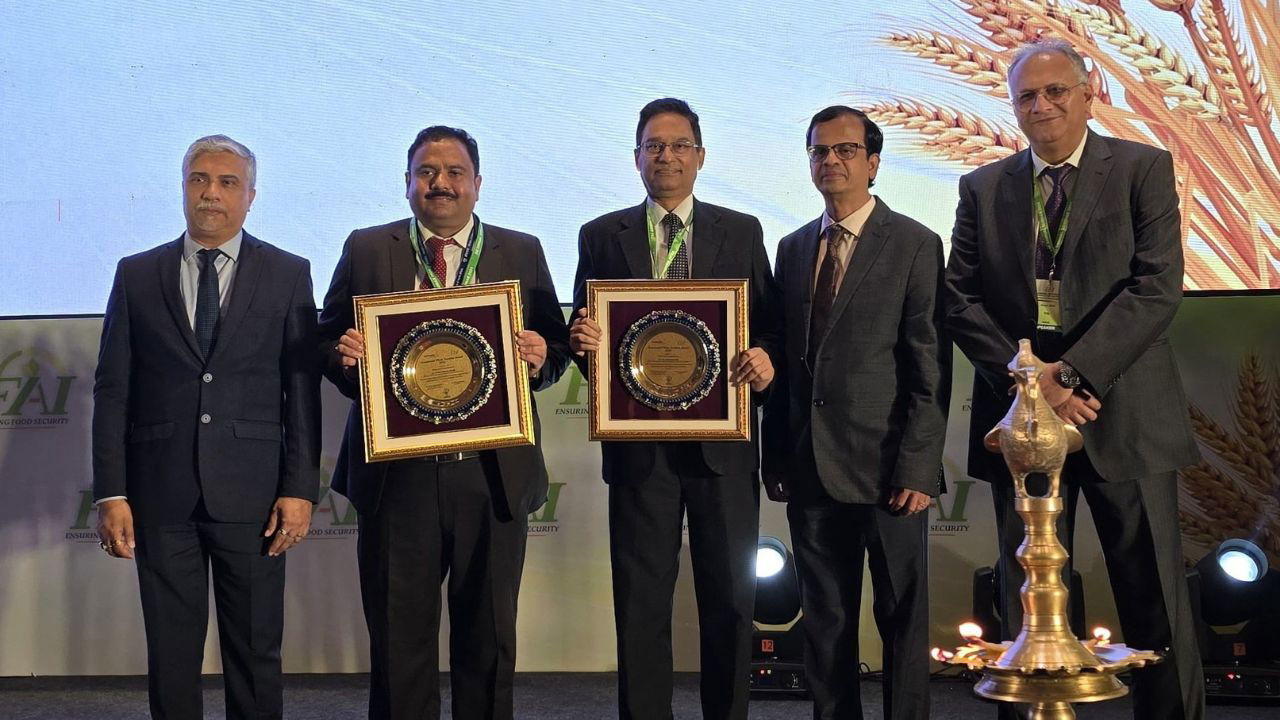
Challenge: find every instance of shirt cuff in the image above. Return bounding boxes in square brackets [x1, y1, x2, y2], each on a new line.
[94, 496, 127, 507]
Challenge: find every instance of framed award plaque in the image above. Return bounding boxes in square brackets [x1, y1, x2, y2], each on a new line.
[354, 280, 534, 462]
[586, 279, 750, 441]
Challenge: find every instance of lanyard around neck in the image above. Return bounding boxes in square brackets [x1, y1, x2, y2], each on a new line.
[1032, 173, 1074, 261]
[408, 216, 485, 288]
[645, 207, 692, 279]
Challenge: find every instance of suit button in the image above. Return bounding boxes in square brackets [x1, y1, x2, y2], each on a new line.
[799, 354, 806, 364]
[200, 413, 211, 424]
[813, 399, 824, 407]
[202, 373, 213, 383]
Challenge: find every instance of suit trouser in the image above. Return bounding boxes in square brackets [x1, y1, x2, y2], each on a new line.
[992, 461, 1205, 720]
[134, 507, 285, 720]
[357, 454, 527, 720]
[787, 493, 930, 720]
[608, 443, 759, 720]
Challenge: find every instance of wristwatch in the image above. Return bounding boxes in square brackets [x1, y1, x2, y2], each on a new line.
[1056, 361, 1082, 389]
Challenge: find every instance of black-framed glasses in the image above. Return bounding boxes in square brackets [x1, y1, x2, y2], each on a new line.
[806, 142, 866, 162]
[637, 140, 701, 156]
[1013, 82, 1085, 110]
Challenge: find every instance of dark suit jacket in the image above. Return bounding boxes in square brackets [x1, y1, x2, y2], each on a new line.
[571, 199, 782, 483]
[762, 199, 950, 503]
[944, 130, 1199, 482]
[92, 233, 321, 525]
[318, 219, 571, 517]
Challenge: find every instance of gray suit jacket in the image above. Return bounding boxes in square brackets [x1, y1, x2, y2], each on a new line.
[762, 199, 950, 503]
[317, 219, 571, 517]
[944, 130, 1200, 482]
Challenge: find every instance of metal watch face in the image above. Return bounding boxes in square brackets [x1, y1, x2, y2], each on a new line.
[389, 318, 497, 424]
[618, 309, 720, 411]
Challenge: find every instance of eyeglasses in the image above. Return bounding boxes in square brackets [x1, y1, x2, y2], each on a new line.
[806, 142, 866, 162]
[637, 140, 701, 156]
[1013, 82, 1085, 110]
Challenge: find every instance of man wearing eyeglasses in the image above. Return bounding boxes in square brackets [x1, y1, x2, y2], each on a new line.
[761, 105, 949, 720]
[944, 39, 1204, 719]
[569, 97, 781, 720]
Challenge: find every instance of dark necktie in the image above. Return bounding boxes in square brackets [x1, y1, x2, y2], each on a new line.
[663, 213, 689, 279]
[808, 225, 850, 364]
[1035, 164, 1071, 279]
[194, 248, 222, 358]
[422, 235, 455, 289]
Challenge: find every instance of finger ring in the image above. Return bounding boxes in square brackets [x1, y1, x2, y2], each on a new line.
[99, 541, 109, 551]
[279, 529, 289, 536]
[112, 539, 122, 545]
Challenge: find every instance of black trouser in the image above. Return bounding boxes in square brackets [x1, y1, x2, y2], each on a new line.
[357, 454, 528, 720]
[608, 443, 759, 720]
[991, 458, 1205, 720]
[787, 494, 930, 720]
[134, 505, 285, 720]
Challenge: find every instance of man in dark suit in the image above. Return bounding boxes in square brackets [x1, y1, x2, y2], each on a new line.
[761, 106, 949, 720]
[93, 135, 320, 720]
[319, 126, 570, 720]
[568, 98, 781, 720]
[943, 39, 1205, 719]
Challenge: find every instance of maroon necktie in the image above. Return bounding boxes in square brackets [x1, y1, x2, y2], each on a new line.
[421, 235, 455, 289]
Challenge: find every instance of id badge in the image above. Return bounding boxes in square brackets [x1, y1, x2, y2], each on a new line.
[1036, 278, 1062, 331]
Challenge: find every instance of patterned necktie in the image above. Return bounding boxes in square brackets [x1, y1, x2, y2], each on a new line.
[1036, 164, 1071, 279]
[808, 225, 850, 364]
[421, 235, 455, 289]
[194, 248, 222, 358]
[663, 213, 690, 279]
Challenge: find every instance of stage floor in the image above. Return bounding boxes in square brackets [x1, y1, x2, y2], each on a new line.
[1, 672, 1271, 718]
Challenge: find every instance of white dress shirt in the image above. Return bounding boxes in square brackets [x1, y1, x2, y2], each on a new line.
[646, 194, 694, 279]
[417, 214, 475, 288]
[1030, 131, 1089, 239]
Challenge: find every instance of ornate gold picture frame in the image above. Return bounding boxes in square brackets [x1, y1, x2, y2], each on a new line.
[354, 280, 534, 462]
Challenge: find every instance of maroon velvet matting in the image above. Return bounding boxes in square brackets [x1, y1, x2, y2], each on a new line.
[377, 305, 510, 438]
[607, 300, 729, 421]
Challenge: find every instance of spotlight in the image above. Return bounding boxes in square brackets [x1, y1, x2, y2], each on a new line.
[1194, 538, 1272, 626]
[1188, 538, 1280, 702]
[750, 536, 806, 695]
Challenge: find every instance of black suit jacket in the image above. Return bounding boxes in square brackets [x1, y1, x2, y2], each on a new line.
[762, 200, 950, 503]
[571, 199, 782, 483]
[318, 219, 571, 517]
[92, 233, 321, 525]
[944, 130, 1200, 482]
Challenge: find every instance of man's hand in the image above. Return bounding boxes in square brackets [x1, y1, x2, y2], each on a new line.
[335, 328, 365, 379]
[1036, 362, 1073, 409]
[97, 499, 136, 559]
[264, 497, 313, 557]
[1055, 390, 1102, 426]
[569, 308, 602, 356]
[515, 330, 547, 374]
[888, 488, 931, 515]
[763, 473, 790, 503]
[729, 348, 774, 392]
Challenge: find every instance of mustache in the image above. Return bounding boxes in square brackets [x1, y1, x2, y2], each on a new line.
[195, 202, 223, 212]
[426, 190, 457, 199]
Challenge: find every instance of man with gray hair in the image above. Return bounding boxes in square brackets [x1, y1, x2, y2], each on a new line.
[944, 38, 1204, 719]
[93, 134, 320, 719]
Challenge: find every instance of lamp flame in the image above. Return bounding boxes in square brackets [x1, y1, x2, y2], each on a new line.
[959, 621, 984, 640]
[1092, 627, 1112, 645]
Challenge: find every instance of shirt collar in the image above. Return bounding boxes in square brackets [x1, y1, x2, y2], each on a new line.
[418, 214, 476, 244]
[1031, 131, 1089, 176]
[646, 194, 695, 229]
[821, 195, 877, 239]
[182, 230, 243, 262]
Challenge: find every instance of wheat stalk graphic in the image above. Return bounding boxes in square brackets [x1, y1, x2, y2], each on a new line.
[871, 0, 1280, 291]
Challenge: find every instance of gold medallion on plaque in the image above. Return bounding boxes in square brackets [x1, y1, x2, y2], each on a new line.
[618, 310, 721, 411]
[389, 319, 497, 423]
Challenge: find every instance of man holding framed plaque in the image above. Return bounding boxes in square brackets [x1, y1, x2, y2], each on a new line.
[762, 106, 949, 720]
[569, 98, 782, 720]
[318, 126, 571, 720]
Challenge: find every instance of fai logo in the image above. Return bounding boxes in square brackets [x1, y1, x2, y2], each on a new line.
[553, 366, 588, 417]
[0, 348, 76, 429]
[528, 482, 566, 535]
[930, 479, 975, 536]
[308, 456, 359, 538]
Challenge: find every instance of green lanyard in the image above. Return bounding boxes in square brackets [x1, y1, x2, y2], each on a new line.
[408, 216, 485, 288]
[1032, 175, 1074, 272]
[645, 208, 692, 279]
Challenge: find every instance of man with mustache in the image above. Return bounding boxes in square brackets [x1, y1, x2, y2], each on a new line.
[569, 98, 781, 720]
[944, 38, 1205, 719]
[93, 135, 320, 719]
[319, 125, 570, 720]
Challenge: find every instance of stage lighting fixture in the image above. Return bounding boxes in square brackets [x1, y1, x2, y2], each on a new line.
[751, 536, 807, 694]
[1189, 538, 1280, 701]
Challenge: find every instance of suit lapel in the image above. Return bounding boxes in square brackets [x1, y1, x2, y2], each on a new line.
[390, 219, 417, 291]
[208, 232, 264, 364]
[475, 222, 506, 284]
[616, 203, 652, 279]
[796, 219, 822, 363]
[998, 151, 1036, 303]
[819, 200, 891, 347]
[1058, 131, 1113, 270]
[690, 199, 724, 277]
[159, 236, 203, 361]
